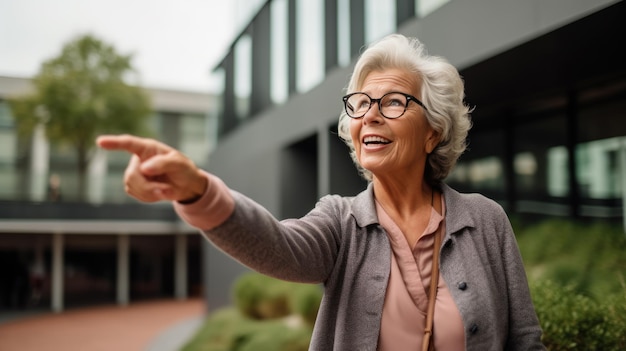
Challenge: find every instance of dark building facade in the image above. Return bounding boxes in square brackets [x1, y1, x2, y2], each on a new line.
[203, 0, 626, 309]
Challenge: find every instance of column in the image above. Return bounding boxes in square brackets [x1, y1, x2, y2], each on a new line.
[318, 125, 330, 197]
[324, 0, 338, 72]
[175, 234, 188, 300]
[396, 0, 415, 25]
[287, 0, 297, 96]
[250, 4, 272, 115]
[51, 232, 64, 313]
[349, 0, 365, 58]
[117, 234, 130, 305]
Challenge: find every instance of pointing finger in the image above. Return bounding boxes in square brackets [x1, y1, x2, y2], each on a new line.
[96, 134, 172, 160]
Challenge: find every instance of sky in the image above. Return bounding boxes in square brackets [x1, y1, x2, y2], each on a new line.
[0, 0, 241, 93]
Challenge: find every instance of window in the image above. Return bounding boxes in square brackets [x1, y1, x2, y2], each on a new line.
[365, 0, 396, 43]
[296, 0, 324, 93]
[271, 0, 288, 104]
[235, 35, 252, 119]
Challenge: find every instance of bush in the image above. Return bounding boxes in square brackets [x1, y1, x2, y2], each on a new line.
[517, 219, 626, 299]
[183, 273, 322, 351]
[531, 280, 626, 350]
[233, 273, 291, 320]
[288, 283, 324, 326]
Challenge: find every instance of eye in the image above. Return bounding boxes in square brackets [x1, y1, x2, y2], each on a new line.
[348, 94, 370, 112]
[382, 94, 406, 108]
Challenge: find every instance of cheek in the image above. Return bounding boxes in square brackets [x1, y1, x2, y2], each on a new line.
[349, 121, 361, 148]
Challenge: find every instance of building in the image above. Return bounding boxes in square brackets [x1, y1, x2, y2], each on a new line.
[0, 76, 217, 313]
[202, 0, 626, 309]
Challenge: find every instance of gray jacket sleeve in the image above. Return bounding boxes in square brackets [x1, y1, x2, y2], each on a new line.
[200, 191, 344, 283]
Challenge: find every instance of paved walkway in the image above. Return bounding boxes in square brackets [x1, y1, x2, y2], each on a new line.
[0, 298, 206, 351]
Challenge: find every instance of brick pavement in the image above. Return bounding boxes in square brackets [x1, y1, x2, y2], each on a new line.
[0, 298, 205, 351]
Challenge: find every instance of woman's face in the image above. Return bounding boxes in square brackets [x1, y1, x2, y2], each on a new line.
[349, 68, 437, 181]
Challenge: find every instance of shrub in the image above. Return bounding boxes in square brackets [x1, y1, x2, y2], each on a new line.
[288, 283, 324, 326]
[517, 219, 626, 299]
[183, 273, 322, 351]
[531, 280, 626, 350]
[233, 272, 292, 320]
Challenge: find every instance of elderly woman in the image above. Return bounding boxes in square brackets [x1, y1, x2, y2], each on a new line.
[97, 34, 545, 350]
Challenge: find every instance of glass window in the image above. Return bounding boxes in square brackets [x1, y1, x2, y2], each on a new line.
[547, 146, 569, 197]
[271, 0, 288, 104]
[576, 137, 623, 199]
[0, 128, 16, 162]
[365, 0, 396, 43]
[448, 128, 506, 200]
[179, 114, 209, 166]
[0, 101, 14, 128]
[0, 129, 17, 199]
[296, 0, 324, 93]
[337, 0, 351, 67]
[514, 115, 567, 199]
[235, 34, 252, 120]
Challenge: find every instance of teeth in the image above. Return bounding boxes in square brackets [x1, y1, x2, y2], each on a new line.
[363, 136, 391, 144]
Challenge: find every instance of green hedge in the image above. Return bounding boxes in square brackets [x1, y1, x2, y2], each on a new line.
[516, 219, 626, 300]
[182, 273, 321, 351]
[531, 280, 626, 350]
[518, 219, 626, 350]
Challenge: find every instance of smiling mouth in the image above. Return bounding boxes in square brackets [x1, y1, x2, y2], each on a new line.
[363, 136, 391, 146]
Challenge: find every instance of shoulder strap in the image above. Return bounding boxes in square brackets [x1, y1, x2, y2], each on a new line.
[422, 225, 442, 351]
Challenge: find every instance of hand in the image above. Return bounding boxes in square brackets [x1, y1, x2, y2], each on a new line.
[96, 134, 207, 203]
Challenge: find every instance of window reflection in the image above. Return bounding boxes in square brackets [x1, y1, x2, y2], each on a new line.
[235, 35, 252, 120]
[271, 0, 288, 104]
[337, 0, 351, 67]
[365, 0, 396, 43]
[576, 137, 624, 199]
[296, 0, 324, 93]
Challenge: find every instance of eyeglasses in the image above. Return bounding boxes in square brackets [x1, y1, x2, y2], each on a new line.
[342, 91, 428, 119]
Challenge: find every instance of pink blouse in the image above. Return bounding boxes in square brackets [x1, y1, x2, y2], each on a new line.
[376, 199, 465, 351]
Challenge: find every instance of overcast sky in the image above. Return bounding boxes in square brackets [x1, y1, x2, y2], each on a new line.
[0, 0, 242, 93]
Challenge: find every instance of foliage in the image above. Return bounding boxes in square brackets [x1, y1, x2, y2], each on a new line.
[233, 272, 291, 320]
[8, 34, 152, 199]
[233, 272, 322, 324]
[181, 307, 312, 351]
[516, 219, 626, 299]
[182, 273, 321, 351]
[516, 219, 626, 350]
[530, 280, 626, 350]
[288, 283, 324, 326]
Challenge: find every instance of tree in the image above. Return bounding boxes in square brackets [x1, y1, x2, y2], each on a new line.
[9, 34, 152, 200]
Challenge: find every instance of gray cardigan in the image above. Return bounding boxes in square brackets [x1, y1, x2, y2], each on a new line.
[203, 183, 545, 350]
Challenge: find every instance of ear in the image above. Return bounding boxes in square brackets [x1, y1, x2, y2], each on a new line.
[425, 129, 440, 154]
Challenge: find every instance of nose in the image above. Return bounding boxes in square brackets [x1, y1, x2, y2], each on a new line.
[362, 101, 384, 124]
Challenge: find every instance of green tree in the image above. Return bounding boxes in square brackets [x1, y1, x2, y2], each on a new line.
[9, 34, 152, 200]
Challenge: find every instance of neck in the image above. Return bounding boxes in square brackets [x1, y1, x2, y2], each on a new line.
[372, 175, 433, 221]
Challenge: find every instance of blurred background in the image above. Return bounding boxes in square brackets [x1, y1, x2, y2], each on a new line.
[1, 0, 625, 349]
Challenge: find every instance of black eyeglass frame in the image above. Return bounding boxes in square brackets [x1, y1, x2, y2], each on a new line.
[342, 91, 429, 119]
